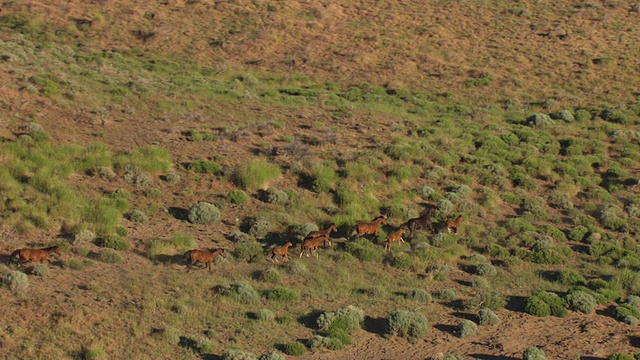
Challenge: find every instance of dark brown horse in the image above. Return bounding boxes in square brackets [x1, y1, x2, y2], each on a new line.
[403, 208, 435, 233]
[271, 241, 293, 263]
[184, 248, 226, 272]
[299, 235, 331, 258]
[11, 246, 61, 264]
[446, 215, 464, 234]
[355, 215, 387, 239]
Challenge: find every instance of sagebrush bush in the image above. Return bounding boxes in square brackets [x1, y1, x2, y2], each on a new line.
[345, 239, 383, 262]
[282, 342, 306, 356]
[98, 249, 123, 263]
[387, 310, 430, 341]
[248, 216, 271, 238]
[566, 291, 596, 314]
[264, 188, 289, 205]
[436, 288, 457, 302]
[457, 320, 477, 338]
[471, 276, 491, 290]
[309, 335, 344, 351]
[227, 189, 249, 204]
[627, 295, 640, 308]
[388, 252, 414, 270]
[477, 308, 500, 325]
[74, 229, 95, 243]
[317, 305, 365, 334]
[427, 264, 451, 281]
[187, 160, 221, 174]
[125, 209, 148, 223]
[255, 308, 275, 321]
[431, 232, 456, 248]
[163, 172, 181, 184]
[222, 282, 260, 304]
[523, 347, 546, 360]
[527, 113, 555, 127]
[221, 349, 258, 360]
[406, 289, 433, 303]
[258, 352, 286, 360]
[32, 264, 48, 277]
[188, 202, 221, 224]
[476, 263, 497, 277]
[260, 267, 281, 283]
[95, 234, 130, 251]
[466, 290, 506, 311]
[267, 286, 299, 302]
[525, 291, 567, 317]
[614, 304, 640, 323]
[607, 354, 635, 360]
[4, 271, 28, 293]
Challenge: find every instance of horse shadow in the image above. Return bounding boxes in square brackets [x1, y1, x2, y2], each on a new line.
[596, 305, 617, 320]
[505, 295, 527, 313]
[168, 207, 189, 221]
[152, 254, 186, 265]
[200, 355, 222, 360]
[0, 253, 14, 265]
[297, 309, 324, 330]
[452, 311, 477, 322]
[434, 323, 457, 335]
[363, 316, 388, 337]
[629, 335, 640, 347]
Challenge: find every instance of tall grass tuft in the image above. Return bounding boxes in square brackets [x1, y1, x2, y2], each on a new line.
[235, 159, 281, 190]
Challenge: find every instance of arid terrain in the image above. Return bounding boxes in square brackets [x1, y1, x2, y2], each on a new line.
[1, 1, 640, 359]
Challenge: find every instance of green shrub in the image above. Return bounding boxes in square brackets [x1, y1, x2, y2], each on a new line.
[236, 159, 282, 191]
[387, 310, 430, 341]
[466, 290, 506, 311]
[309, 335, 345, 351]
[614, 304, 640, 323]
[62, 258, 92, 270]
[345, 239, 383, 262]
[4, 271, 28, 293]
[406, 289, 433, 303]
[188, 160, 221, 174]
[388, 252, 414, 270]
[188, 202, 221, 224]
[258, 352, 286, 360]
[566, 292, 596, 314]
[267, 286, 299, 302]
[264, 188, 289, 205]
[32, 264, 48, 277]
[436, 288, 457, 302]
[260, 267, 281, 283]
[317, 305, 365, 335]
[227, 189, 249, 204]
[426, 264, 451, 281]
[471, 276, 491, 290]
[550, 110, 575, 123]
[607, 354, 635, 360]
[178, 335, 214, 354]
[476, 263, 497, 277]
[95, 234, 130, 251]
[222, 283, 260, 304]
[477, 308, 500, 325]
[163, 173, 181, 184]
[74, 229, 95, 243]
[81, 345, 107, 360]
[523, 347, 546, 360]
[255, 309, 275, 322]
[124, 209, 148, 223]
[282, 342, 306, 356]
[568, 226, 589, 241]
[431, 232, 456, 248]
[248, 216, 271, 238]
[457, 320, 478, 338]
[221, 349, 258, 360]
[527, 113, 555, 127]
[98, 249, 123, 263]
[525, 291, 567, 317]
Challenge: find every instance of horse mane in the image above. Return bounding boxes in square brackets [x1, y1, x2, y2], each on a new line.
[42, 245, 59, 251]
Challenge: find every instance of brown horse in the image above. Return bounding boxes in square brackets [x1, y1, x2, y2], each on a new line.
[403, 208, 435, 233]
[385, 227, 407, 251]
[355, 215, 387, 239]
[299, 235, 331, 258]
[306, 224, 338, 239]
[11, 246, 61, 264]
[271, 241, 293, 263]
[446, 215, 464, 234]
[184, 248, 226, 272]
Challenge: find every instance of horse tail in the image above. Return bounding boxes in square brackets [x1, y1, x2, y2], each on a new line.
[10, 250, 21, 262]
[183, 250, 192, 262]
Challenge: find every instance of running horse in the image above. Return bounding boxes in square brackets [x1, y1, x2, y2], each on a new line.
[184, 248, 226, 272]
[11, 245, 61, 264]
[403, 207, 435, 234]
[446, 215, 464, 234]
[385, 227, 408, 251]
[271, 241, 293, 263]
[299, 235, 331, 258]
[354, 215, 387, 239]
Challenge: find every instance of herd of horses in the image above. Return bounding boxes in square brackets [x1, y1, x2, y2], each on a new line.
[8, 210, 464, 271]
